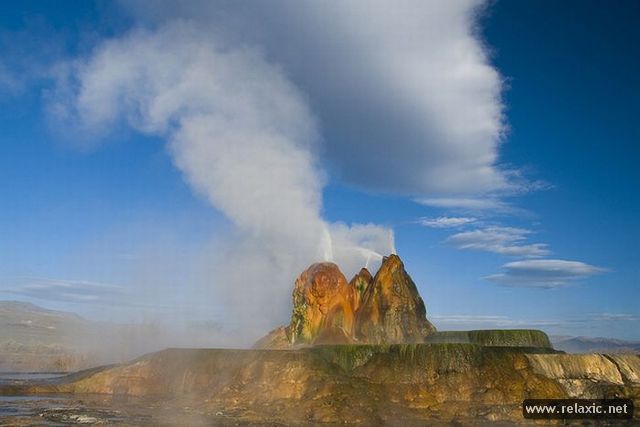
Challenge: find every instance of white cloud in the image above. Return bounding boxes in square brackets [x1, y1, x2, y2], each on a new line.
[420, 216, 477, 228]
[446, 226, 549, 257]
[486, 259, 607, 288]
[118, 0, 512, 196]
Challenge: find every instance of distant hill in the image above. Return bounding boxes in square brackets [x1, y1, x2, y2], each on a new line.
[0, 300, 88, 344]
[552, 335, 640, 353]
[0, 301, 95, 372]
[0, 301, 167, 372]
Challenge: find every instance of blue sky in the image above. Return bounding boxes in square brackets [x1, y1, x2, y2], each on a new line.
[0, 0, 638, 341]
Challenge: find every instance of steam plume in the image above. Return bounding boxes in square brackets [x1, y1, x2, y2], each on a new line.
[49, 23, 393, 338]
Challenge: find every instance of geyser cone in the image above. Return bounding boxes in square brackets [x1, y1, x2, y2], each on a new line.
[355, 254, 436, 344]
[255, 254, 436, 348]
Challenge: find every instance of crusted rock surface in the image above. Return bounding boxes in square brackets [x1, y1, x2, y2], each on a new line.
[355, 254, 436, 344]
[4, 345, 638, 424]
[257, 254, 437, 348]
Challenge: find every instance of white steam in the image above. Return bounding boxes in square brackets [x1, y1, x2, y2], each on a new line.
[49, 23, 393, 338]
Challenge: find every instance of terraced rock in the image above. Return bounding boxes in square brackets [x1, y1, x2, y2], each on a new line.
[3, 345, 638, 424]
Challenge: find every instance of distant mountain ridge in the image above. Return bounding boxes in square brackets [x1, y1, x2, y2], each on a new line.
[552, 335, 640, 353]
[0, 300, 84, 324]
[0, 300, 166, 372]
[0, 300, 95, 372]
[1, 300, 72, 312]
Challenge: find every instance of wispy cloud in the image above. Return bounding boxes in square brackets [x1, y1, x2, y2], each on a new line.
[419, 216, 477, 228]
[0, 62, 20, 94]
[592, 313, 640, 322]
[485, 259, 607, 288]
[430, 314, 562, 328]
[446, 226, 549, 257]
[8, 278, 126, 304]
[416, 197, 511, 211]
[431, 312, 639, 331]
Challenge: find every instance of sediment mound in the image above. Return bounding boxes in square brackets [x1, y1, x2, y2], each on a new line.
[256, 254, 436, 348]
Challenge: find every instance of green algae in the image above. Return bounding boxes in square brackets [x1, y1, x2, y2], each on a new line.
[425, 330, 471, 344]
[467, 329, 552, 348]
[426, 329, 552, 348]
[311, 344, 389, 371]
[311, 343, 490, 373]
[311, 329, 553, 372]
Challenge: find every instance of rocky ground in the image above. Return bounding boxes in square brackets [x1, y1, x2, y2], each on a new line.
[2, 344, 639, 425]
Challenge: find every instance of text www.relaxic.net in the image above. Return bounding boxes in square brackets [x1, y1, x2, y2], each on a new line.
[522, 399, 634, 420]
